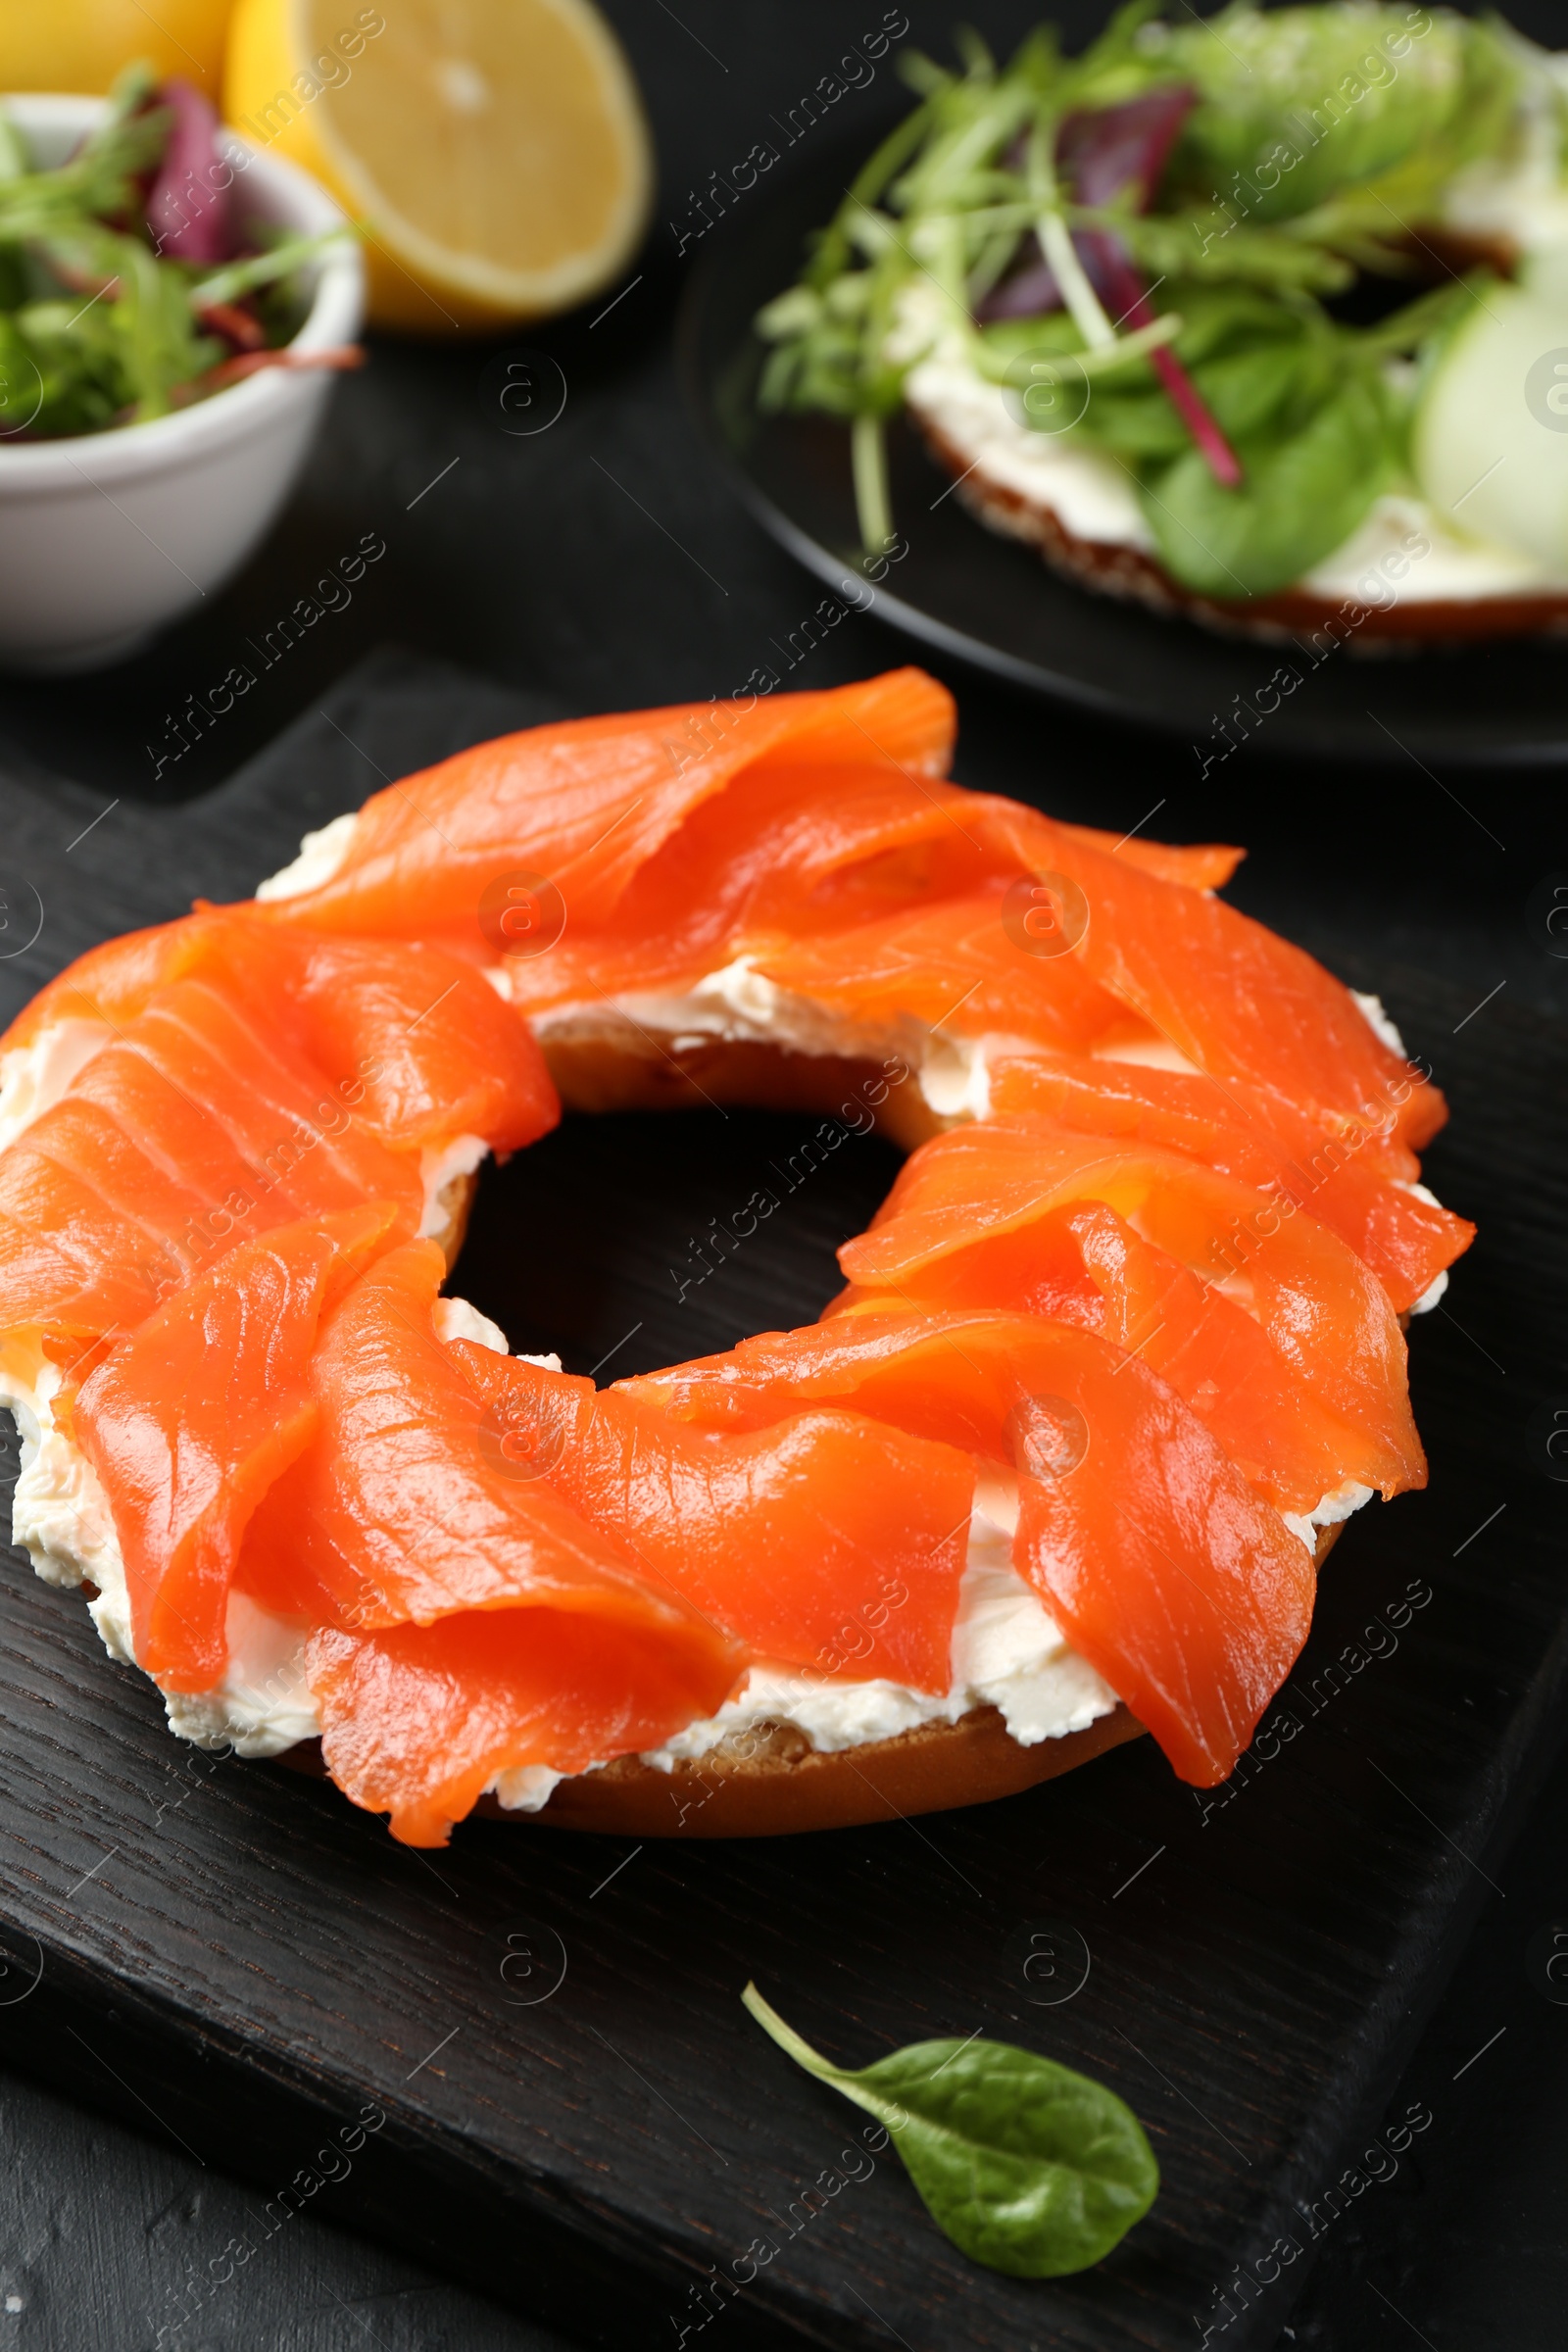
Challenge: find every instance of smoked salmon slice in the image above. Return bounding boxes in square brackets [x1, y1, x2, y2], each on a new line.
[450, 1344, 973, 1690]
[581, 763, 1242, 952]
[490, 760, 1030, 1017]
[1, 910, 559, 1166]
[1020, 1200, 1380, 1513]
[748, 883, 1136, 1056]
[815, 1192, 1367, 1512]
[257, 670, 956, 944]
[309, 1609, 740, 1848]
[626, 1308, 1317, 1784]
[969, 811, 1442, 1157]
[270, 932, 559, 1157]
[237, 1242, 741, 1843]
[442, 758, 1245, 1020]
[1051, 822, 1243, 894]
[0, 915, 559, 1353]
[837, 1119, 1424, 1498]
[73, 1204, 400, 1690]
[0, 916, 201, 1057]
[985, 1049, 1472, 1313]
[0, 969, 423, 1350]
[236, 1242, 741, 1664]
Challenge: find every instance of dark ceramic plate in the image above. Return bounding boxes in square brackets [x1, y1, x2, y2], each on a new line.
[679, 128, 1568, 768]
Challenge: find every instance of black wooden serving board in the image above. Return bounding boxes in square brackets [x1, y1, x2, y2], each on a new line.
[0, 652, 1562, 2352]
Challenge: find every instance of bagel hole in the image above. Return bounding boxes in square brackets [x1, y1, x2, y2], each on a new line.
[453, 1105, 904, 1381]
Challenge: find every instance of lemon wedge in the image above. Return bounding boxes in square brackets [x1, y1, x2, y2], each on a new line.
[0, 0, 233, 94]
[223, 0, 652, 332]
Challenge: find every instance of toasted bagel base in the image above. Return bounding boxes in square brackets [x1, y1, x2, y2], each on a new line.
[275, 1698, 1147, 1835]
[510, 1701, 1147, 1836]
[537, 1026, 948, 1146]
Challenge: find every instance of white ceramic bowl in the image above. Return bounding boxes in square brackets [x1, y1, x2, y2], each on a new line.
[0, 95, 364, 673]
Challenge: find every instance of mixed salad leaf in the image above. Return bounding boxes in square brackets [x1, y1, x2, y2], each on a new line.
[0, 62, 355, 441]
[757, 2, 1553, 599]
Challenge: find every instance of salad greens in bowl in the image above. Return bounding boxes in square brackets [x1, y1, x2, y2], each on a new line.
[0, 69, 362, 672]
[757, 1, 1568, 640]
[0, 62, 354, 441]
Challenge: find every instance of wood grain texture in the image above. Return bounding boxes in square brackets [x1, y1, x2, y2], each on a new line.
[0, 659, 1560, 2352]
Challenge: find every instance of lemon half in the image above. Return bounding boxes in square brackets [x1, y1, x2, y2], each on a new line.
[0, 0, 234, 94]
[223, 0, 653, 332]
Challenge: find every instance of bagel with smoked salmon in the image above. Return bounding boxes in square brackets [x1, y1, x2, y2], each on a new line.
[0, 669, 1471, 1845]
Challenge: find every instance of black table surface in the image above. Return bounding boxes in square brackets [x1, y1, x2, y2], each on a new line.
[0, 5, 1562, 2345]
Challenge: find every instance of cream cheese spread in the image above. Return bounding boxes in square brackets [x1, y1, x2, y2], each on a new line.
[253, 810, 361, 902]
[1443, 48, 1568, 255]
[534, 956, 906, 1065]
[418, 1132, 490, 1237]
[0, 1016, 113, 1154]
[641, 1474, 1117, 1764]
[1281, 1479, 1375, 1556]
[491, 1475, 1123, 1816]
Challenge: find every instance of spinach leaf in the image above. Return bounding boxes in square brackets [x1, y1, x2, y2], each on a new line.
[1070, 330, 1322, 461]
[1048, 287, 1314, 462]
[1066, 378, 1191, 460]
[1139, 367, 1394, 599]
[742, 1984, 1158, 2278]
[1191, 335, 1333, 445]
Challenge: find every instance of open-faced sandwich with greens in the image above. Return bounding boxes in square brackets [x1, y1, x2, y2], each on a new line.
[758, 2, 1568, 645]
